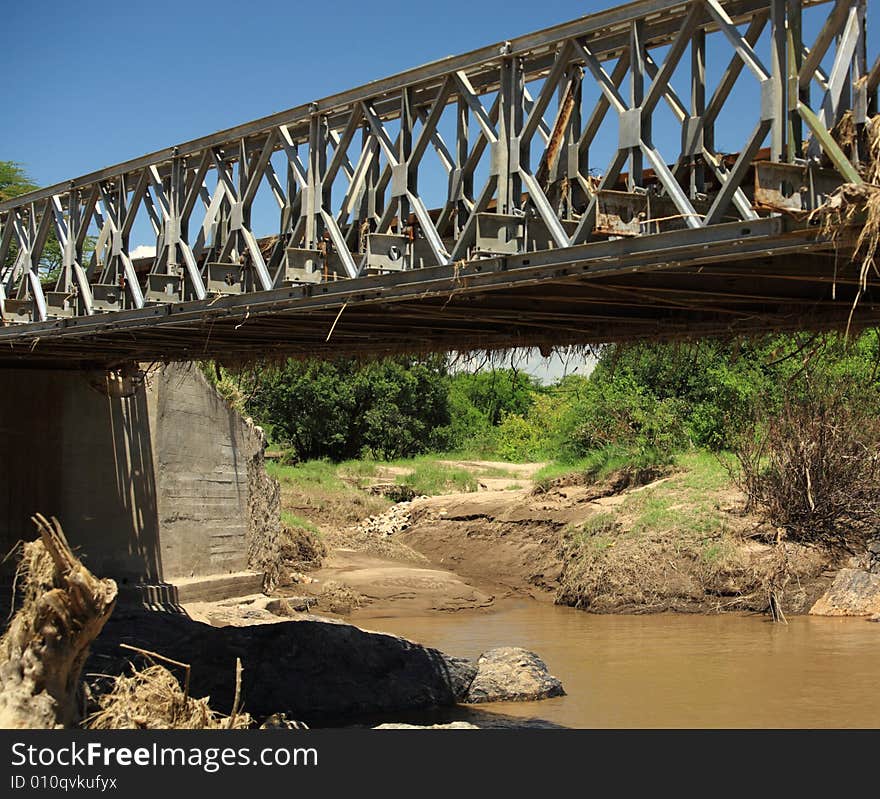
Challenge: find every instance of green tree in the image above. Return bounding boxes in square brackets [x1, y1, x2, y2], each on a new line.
[0, 160, 63, 278]
[0, 161, 38, 202]
[446, 369, 540, 426]
[242, 355, 452, 461]
[565, 332, 880, 453]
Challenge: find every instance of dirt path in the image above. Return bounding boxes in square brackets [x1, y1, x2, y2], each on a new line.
[369, 460, 546, 493]
[439, 460, 546, 491]
[437, 460, 546, 478]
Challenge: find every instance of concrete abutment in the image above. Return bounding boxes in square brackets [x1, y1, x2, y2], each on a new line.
[0, 363, 280, 602]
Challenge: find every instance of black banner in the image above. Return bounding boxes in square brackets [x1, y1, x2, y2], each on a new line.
[0, 729, 876, 796]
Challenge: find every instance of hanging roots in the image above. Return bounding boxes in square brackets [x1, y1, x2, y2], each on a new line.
[866, 115, 880, 186]
[0, 515, 117, 729]
[810, 115, 880, 336]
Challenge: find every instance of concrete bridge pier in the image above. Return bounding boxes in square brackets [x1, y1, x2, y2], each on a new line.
[0, 363, 279, 605]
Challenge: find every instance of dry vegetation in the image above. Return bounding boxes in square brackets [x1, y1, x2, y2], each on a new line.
[732, 392, 880, 553]
[86, 663, 252, 730]
[812, 114, 880, 334]
[554, 453, 829, 614]
[316, 581, 364, 615]
[0, 515, 257, 730]
[277, 523, 327, 571]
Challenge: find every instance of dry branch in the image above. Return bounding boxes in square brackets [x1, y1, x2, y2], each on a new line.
[0, 515, 117, 728]
[85, 662, 252, 730]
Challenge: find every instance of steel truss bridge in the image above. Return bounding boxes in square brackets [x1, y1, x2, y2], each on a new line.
[0, 0, 878, 368]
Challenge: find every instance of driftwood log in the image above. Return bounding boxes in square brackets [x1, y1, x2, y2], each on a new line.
[0, 514, 117, 728]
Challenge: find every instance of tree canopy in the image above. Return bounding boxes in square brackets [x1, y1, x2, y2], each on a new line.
[238, 356, 453, 461]
[0, 161, 38, 202]
[0, 160, 80, 277]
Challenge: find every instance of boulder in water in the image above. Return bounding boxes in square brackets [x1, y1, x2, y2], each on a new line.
[809, 568, 880, 616]
[464, 647, 564, 703]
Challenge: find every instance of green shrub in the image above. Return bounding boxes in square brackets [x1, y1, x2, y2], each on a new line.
[555, 375, 688, 462]
[495, 413, 538, 461]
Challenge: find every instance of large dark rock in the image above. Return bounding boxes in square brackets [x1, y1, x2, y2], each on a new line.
[87, 608, 476, 723]
[465, 647, 565, 703]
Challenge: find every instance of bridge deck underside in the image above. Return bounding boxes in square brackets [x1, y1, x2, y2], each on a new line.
[0, 223, 870, 369]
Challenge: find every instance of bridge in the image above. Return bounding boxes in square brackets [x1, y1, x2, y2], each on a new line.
[0, 0, 878, 599]
[0, 0, 877, 369]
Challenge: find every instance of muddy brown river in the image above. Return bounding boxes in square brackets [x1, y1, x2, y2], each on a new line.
[365, 601, 880, 728]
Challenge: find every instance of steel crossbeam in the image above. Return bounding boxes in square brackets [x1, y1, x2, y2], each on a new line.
[0, 0, 875, 362]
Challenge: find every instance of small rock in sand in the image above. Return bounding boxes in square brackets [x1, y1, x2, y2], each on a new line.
[373, 722, 479, 729]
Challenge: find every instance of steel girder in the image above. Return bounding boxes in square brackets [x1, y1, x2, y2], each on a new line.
[0, 0, 874, 340]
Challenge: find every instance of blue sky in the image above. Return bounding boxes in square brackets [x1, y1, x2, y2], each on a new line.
[3, 0, 874, 191]
[2, 0, 611, 187]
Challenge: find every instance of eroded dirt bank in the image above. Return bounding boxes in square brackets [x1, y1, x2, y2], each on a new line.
[283, 456, 849, 620]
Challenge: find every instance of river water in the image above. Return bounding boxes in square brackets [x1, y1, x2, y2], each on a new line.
[365, 601, 880, 728]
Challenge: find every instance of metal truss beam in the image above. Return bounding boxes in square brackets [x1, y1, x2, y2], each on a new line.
[0, 0, 872, 355]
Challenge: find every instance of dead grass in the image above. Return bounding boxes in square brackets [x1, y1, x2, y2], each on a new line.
[867, 114, 880, 185]
[86, 663, 252, 730]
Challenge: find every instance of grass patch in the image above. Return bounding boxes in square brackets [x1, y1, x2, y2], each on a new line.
[266, 458, 346, 491]
[337, 459, 380, 486]
[281, 511, 321, 535]
[621, 462, 727, 538]
[472, 465, 518, 478]
[533, 458, 597, 484]
[700, 540, 733, 566]
[630, 496, 720, 537]
[269, 458, 390, 531]
[553, 448, 800, 613]
[578, 512, 618, 537]
[534, 445, 675, 488]
[566, 512, 620, 553]
[673, 450, 732, 493]
[395, 462, 477, 495]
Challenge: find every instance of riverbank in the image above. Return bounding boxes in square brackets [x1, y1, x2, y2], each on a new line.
[268, 452, 841, 620]
[123, 449, 875, 729]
